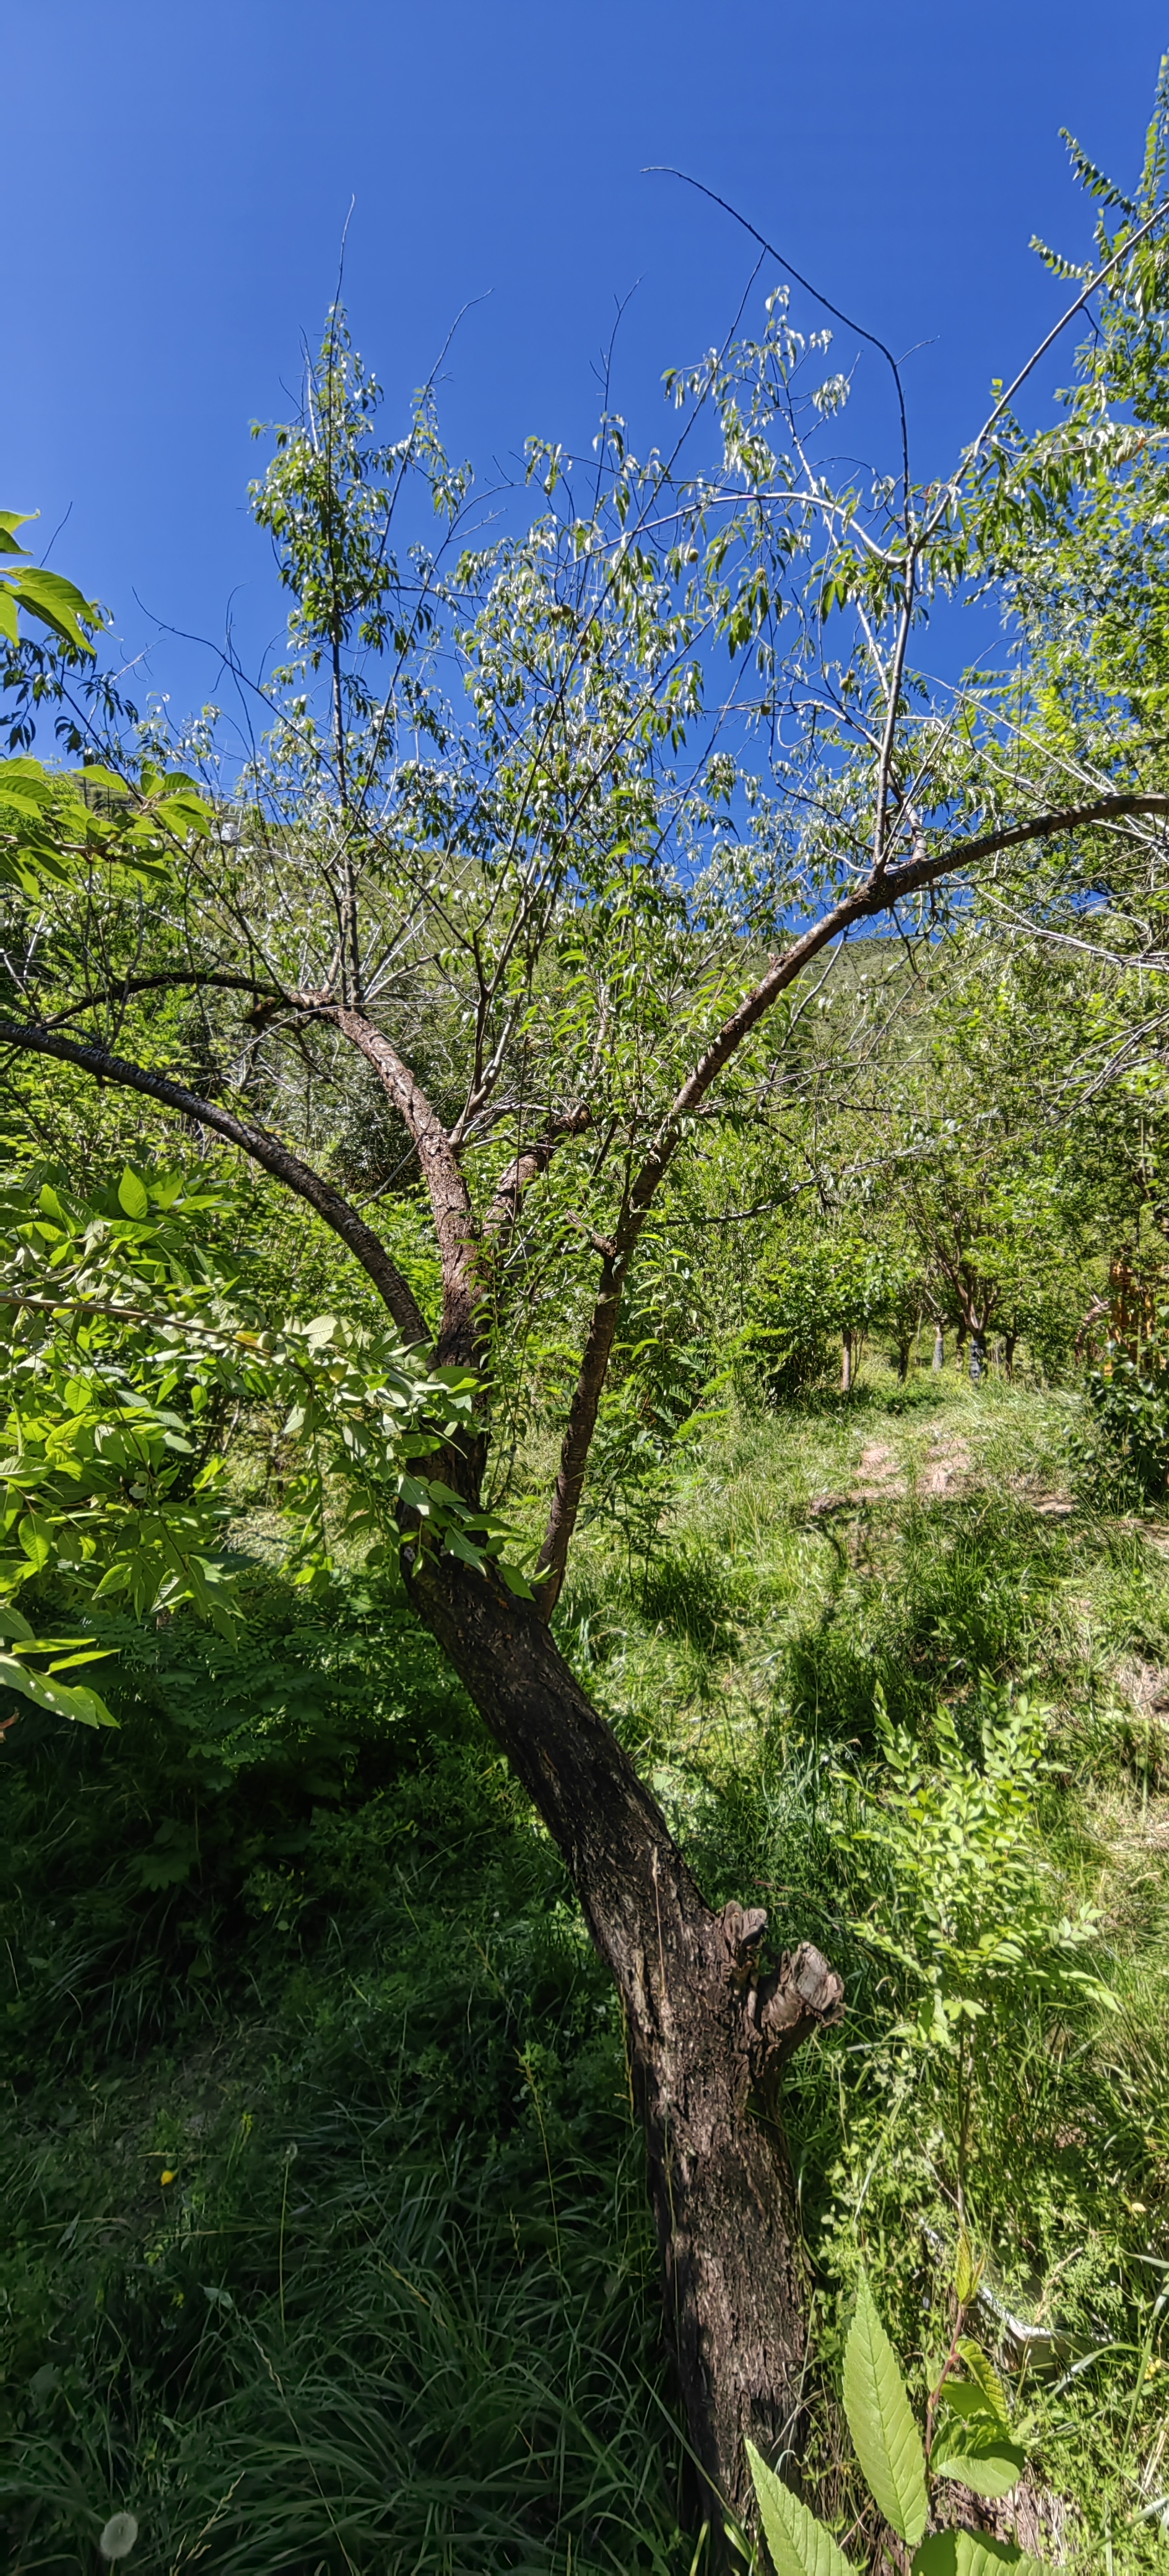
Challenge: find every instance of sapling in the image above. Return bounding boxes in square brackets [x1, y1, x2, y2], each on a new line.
[748, 2245, 1045, 2575]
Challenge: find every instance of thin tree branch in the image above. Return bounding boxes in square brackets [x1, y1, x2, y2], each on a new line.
[332, 1009, 482, 1370]
[43, 967, 292, 1030]
[0, 1019, 431, 1347]
[483, 1105, 594, 1242]
[645, 165, 913, 519]
[533, 787, 1169, 1607]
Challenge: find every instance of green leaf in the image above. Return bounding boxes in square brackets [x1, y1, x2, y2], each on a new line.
[0, 510, 35, 555]
[954, 2228, 981, 2308]
[746, 2443, 858, 2576]
[118, 1167, 150, 1221]
[841, 2274, 928, 2546]
[0, 1601, 35, 1641]
[79, 764, 130, 795]
[0, 1650, 116, 1729]
[929, 2426, 1026, 2499]
[17, 1513, 52, 1569]
[936, 2382, 1000, 2421]
[0, 756, 56, 800]
[913, 2534, 1044, 2574]
[495, 1558, 535, 1597]
[443, 1526, 486, 1567]
[8, 564, 98, 654]
[956, 2338, 1010, 2429]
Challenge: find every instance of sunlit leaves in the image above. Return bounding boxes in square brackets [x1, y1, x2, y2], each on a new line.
[0, 510, 98, 656]
[746, 2281, 1040, 2576]
[0, 1165, 536, 1679]
[746, 2442, 858, 2575]
[848, 1682, 1115, 2056]
[841, 2273, 929, 2546]
[0, 752, 210, 898]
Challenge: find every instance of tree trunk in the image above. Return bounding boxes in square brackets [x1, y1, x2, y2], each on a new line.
[406, 1546, 843, 2523]
[841, 1327, 853, 1393]
[932, 1323, 945, 1373]
[969, 1327, 986, 1383]
[1004, 1333, 1017, 1381]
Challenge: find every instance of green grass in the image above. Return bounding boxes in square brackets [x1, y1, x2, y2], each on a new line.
[3, 1365, 1169, 2570]
[559, 1365, 1169, 2564]
[1, 1598, 686, 2575]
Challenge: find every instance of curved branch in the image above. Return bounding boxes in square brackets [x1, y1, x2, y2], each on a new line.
[652, 793, 1169, 1169]
[334, 1009, 482, 1370]
[0, 1018, 431, 1347]
[534, 789, 1169, 1606]
[43, 968, 292, 1030]
[483, 1104, 594, 1242]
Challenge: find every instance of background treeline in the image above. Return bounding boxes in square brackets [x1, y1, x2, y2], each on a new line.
[3, 879, 1169, 2572]
[7, 81, 1169, 2574]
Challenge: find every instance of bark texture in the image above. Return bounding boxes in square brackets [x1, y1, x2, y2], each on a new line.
[407, 1546, 843, 2520]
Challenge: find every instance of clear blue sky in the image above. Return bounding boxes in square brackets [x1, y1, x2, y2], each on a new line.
[8, 1, 1169, 722]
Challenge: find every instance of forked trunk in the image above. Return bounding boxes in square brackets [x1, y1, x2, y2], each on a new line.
[407, 1547, 843, 2525]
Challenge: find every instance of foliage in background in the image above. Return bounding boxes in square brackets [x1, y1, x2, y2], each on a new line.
[751, 2263, 1040, 2572]
[9, 74, 1169, 2576]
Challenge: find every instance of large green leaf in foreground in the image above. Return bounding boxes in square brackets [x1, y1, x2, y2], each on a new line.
[913, 2533, 1045, 2575]
[746, 2443, 858, 2576]
[841, 2273, 929, 2547]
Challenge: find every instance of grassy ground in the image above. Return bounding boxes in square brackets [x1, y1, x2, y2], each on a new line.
[2, 1364, 1168, 2570]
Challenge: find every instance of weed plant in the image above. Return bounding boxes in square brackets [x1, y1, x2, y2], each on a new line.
[3, 1370, 1169, 2569]
[558, 1368, 1169, 2565]
[1, 1586, 685, 2574]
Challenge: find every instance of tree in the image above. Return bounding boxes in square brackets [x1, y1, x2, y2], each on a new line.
[4, 215, 1169, 2530]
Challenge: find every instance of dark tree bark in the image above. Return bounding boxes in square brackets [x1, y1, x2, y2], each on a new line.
[4, 790, 1162, 2530]
[407, 1544, 843, 2517]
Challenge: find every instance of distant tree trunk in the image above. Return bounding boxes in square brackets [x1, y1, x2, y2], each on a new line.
[409, 1548, 843, 2523]
[969, 1327, 986, 1383]
[1003, 1333, 1017, 1380]
[841, 1327, 853, 1393]
[932, 1321, 945, 1373]
[895, 1334, 911, 1383]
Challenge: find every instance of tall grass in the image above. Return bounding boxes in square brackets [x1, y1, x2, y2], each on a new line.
[4, 1370, 1169, 2569]
[1, 1604, 687, 2574]
[558, 1370, 1169, 2564]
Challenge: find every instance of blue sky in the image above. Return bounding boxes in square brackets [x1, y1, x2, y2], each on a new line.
[7, 1, 1169, 723]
